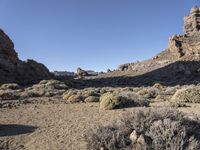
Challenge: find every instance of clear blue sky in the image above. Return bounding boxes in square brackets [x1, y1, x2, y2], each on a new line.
[0, 0, 199, 72]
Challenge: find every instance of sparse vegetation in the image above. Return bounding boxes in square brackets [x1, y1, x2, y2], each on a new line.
[171, 87, 200, 103]
[0, 83, 20, 90]
[169, 101, 187, 108]
[0, 90, 20, 100]
[85, 108, 200, 150]
[137, 87, 161, 99]
[85, 96, 99, 103]
[99, 92, 127, 110]
[100, 92, 149, 110]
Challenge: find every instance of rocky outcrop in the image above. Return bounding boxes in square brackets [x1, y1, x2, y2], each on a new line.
[76, 67, 88, 79]
[106, 6, 200, 79]
[0, 29, 52, 84]
[184, 6, 200, 34]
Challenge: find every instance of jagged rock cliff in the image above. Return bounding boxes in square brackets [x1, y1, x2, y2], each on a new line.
[0, 29, 52, 84]
[116, 6, 200, 74]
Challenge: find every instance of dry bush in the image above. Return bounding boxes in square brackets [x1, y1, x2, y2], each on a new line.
[100, 92, 149, 110]
[118, 91, 150, 107]
[154, 95, 171, 102]
[153, 82, 164, 89]
[22, 80, 67, 98]
[62, 89, 82, 103]
[85, 96, 99, 103]
[137, 87, 161, 99]
[63, 88, 101, 103]
[169, 101, 187, 108]
[38, 80, 68, 90]
[164, 85, 180, 95]
[171, 87, 200, 103]
[85, 108, 200, 150]
[0, 83, 20, 90]
[0, 90, 20, 100]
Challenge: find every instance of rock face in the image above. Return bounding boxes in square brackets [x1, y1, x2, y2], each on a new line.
[76, 67, 88, 79]
[0, 29, 51, 84]
[184, 6, 200, 34]
[168, 6, 200, 58]
[115, 6, 200, 74]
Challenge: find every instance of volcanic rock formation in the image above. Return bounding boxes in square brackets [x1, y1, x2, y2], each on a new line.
[0, 29, 51, 84]
[116, 6, 200, 74]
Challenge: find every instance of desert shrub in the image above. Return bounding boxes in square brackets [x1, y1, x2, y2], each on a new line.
[153, 82, 163, 89]
[85, 96, 99, 103]
[82, 88, 101, 97]
[154, 95, 172, 102]
[100, 89, 107, 94]
[63, 88, 101, 103]
[137, 87, 160, 99]
[63, 89, 85, 103]
[0, 90, 20, 100]
[100, 92, 149, 110]
[118, 91, 150, 107]
[67, 94, 84, 103]
[22, 80, 67, 98]
[121, 87, 134, 92]
[21, 90, 44, 98]
[171, 87, 200, 103]
[85, 108, 200, 150]
[0, 83, 20, 90]
[169, 101, 187, 108]
[164, 85, 180, 95]
[63, 90, 79, 99]
[38, 80, 68, 90]
[99, 92, 126, 110]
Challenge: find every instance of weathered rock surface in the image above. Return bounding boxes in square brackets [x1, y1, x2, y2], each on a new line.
[184, 6, 200, 34]
[76, 67, 88, 79]
[0, 29, 51, 84]
[99, 6, 200, 82]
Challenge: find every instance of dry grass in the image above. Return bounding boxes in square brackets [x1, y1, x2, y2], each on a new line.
[85, 108, 200, 150]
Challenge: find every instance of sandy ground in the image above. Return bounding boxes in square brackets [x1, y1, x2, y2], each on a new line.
[1, 99, 200, 150]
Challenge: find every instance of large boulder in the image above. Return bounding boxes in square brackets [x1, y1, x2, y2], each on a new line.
[76, 67, 88, 79]
[0, 29, 52, 84]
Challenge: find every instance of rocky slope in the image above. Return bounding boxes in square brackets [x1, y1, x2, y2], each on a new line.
[0, 29, 52, 84]
[99, 6, 200, 80]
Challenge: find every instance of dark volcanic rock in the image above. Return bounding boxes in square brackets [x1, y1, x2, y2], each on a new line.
[0, 29, 51, 84]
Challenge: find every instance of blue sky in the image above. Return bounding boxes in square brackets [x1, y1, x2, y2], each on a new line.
[0, 0, 199, 72]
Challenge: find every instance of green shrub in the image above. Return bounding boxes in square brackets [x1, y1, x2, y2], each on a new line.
[99, 92, 127, 110]
[85, 108, 200, 150]
[100, 92, 149, 110]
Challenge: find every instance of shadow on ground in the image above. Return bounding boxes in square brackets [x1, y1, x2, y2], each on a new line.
[77, 61, 200, 88]
[0, 124, 37, 137]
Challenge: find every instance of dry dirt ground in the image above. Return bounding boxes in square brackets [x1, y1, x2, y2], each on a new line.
[1, 99, 200, 150]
